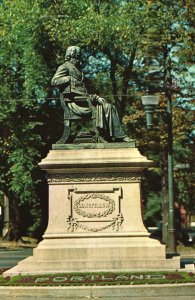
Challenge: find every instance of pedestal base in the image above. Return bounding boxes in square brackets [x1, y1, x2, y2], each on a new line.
[4, 235, 180, 277]
[4, 144, 180, 277]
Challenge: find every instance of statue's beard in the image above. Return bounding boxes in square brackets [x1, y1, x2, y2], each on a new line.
[70, 58, 80, 67]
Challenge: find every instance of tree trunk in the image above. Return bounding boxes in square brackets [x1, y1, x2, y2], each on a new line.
[120, 46, 137, 117]
[3, 194, 23, 242]
[2, 194, 9, 237]
[110, 59, 120, 115]
[107, 46, 137, 119]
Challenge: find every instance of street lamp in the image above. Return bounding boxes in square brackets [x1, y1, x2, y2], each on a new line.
[141, 95, 159, 129]
[141, 94, 177, 255]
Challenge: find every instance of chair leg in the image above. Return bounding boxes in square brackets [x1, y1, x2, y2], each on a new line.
[56, 119, 70, 144]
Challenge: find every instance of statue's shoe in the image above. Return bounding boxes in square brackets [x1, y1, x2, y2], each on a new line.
[122, 136, 131, 142]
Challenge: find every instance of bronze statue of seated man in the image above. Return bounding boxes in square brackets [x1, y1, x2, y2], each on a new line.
[51, 46, 130, 143]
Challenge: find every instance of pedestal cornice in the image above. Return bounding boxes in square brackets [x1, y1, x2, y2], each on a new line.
[39, 143, 155, 173]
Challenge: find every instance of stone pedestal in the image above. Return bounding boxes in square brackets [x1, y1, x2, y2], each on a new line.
[4, 143, 180, 276]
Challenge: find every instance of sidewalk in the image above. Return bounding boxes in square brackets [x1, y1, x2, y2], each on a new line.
[0, 283, 195, 299]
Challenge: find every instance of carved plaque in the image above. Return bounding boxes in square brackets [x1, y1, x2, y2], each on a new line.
[74, 193, 115, 218]
[67, 188, 123, 233]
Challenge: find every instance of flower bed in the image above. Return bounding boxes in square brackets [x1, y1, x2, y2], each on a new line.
[0, 269, 195, 286]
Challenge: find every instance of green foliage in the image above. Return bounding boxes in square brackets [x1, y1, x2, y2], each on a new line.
[143, 192, 162, 227]
[0, 0, 194, 238]
[0, 0, 58, 239]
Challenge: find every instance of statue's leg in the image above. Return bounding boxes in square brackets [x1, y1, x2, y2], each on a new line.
[68, 101, 103, 142]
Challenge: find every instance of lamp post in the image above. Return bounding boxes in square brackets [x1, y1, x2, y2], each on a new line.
[141, 95, 159, 130]
[141, 94, 177, 255]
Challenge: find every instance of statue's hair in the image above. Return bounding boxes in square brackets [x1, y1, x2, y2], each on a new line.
[65, 46, 81, 61]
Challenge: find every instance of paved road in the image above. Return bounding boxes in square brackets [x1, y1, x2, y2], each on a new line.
[0, 248, 195, 269]
[0, 248, 33, 268]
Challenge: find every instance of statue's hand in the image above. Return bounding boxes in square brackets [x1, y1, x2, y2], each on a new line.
[90, 94, 98, 105]
[51, 75, 70, 87]
[60, 76, 71, 89]
[91, 94, 105, 105]
[96, 97, 105, 105]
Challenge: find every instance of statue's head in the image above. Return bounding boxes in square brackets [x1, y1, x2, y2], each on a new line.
[65, 46, 81, 65]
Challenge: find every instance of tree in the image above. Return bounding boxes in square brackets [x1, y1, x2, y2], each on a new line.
[0, 0, 194, 241]
[0, 0, 59, 240]
[124, 0, 194, 243]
